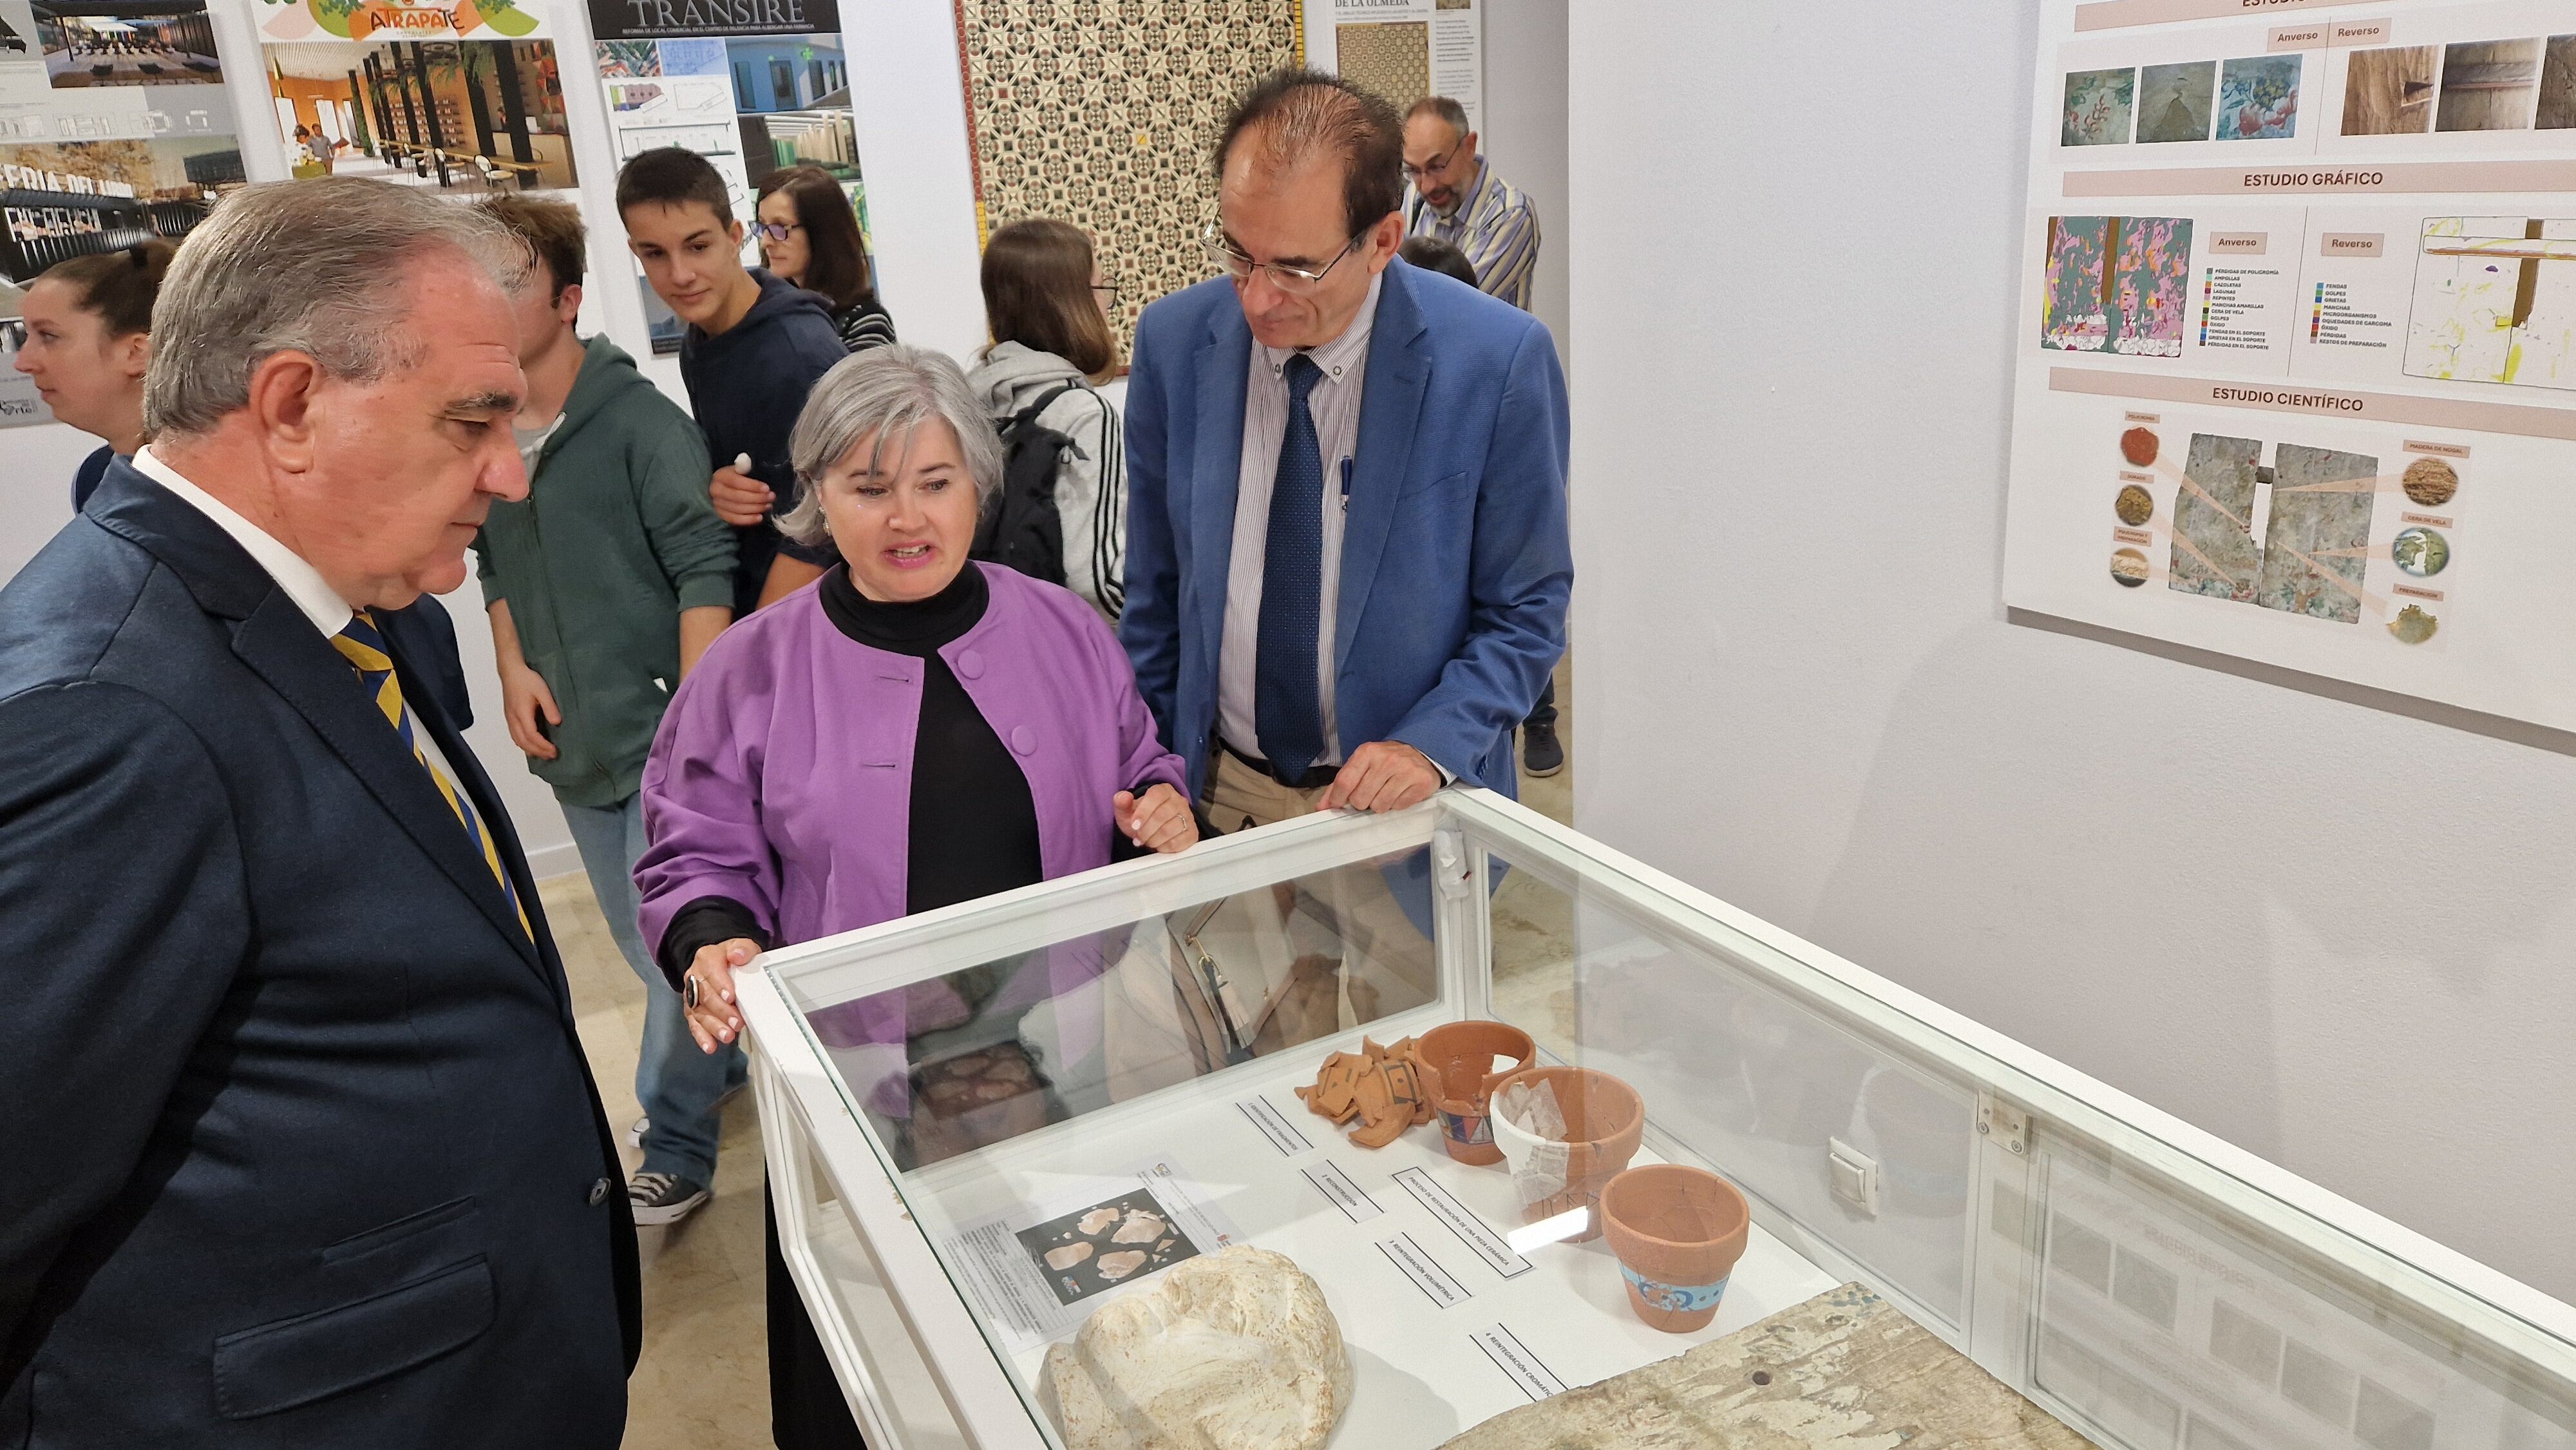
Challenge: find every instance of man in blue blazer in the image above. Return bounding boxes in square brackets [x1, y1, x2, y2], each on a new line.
[0, 180, 638, 1445]
[1122, 69, 1571, 831]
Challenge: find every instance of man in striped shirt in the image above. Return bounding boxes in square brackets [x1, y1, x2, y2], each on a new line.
[1401, 95, 1561, 777]
[1401, 96, 1540, 312]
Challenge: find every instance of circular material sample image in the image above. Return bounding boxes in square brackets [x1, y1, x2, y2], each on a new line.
[2110, 547, 2149, 587]
[2389, 604, 2439, 645]
[2401, 458, 2459, 507]
[2391, 526, 2450, 578]
[2114, 484, 2154, 525]
[2120, 427, 2159, 466]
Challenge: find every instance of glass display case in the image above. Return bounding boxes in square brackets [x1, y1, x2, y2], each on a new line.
[735, 789, 2576, 1450]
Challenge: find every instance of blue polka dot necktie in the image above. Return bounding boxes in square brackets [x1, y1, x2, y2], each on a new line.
[1256, 353, 1327, 781]
[332, 609, 531, 939]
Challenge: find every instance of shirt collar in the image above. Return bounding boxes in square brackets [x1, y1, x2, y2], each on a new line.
[1260, 270, 1383, 386]
[133, 445, 355, 639]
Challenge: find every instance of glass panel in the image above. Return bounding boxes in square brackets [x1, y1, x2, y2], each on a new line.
[1488, 845, 1975, 1328]
[2029, 1149, 2576, 1450]
[779, 847, 1440, 1174]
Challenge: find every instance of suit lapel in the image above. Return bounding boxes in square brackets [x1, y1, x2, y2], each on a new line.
[1191, 306, 1253, 683]
[1338, 265, 1431, 666]
[231, 592, 546, 976]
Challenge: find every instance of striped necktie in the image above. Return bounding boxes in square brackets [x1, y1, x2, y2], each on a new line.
[331, 610, 531, 939]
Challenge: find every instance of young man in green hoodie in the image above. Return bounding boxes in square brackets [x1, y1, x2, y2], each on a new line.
[472, 194, 740, 1227]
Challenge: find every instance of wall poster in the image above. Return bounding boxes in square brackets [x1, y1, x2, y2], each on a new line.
[587, 0, 857, 353]
[2002, 0, 2576, 732]
[950, 0, 1300, 362]
[1311, 0, 1482, 133]
[0, 0, 246, 426]
[253, 0, 578, 194]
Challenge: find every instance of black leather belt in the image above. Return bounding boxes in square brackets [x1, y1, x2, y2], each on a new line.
[1215, 735, 1338, 792]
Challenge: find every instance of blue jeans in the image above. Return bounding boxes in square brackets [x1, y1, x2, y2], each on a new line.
[562, 794, 744, 1187]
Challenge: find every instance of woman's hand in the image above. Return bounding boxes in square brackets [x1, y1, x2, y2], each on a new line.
[681, 937, 763, 1053]
[1114, 783, 1198, 855]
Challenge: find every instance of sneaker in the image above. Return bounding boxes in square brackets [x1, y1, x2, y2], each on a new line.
[625, 1115, 649, 1149]
[1521, 722, 1565, 778]
[627, 1171, 710, 1227]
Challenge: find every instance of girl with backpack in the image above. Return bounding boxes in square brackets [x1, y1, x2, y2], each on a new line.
[965, 218, 1126, 621]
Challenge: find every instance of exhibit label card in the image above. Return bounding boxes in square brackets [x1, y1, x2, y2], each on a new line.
[941, 1155, 1244, 1351]
[2002, 0, 2576, 730]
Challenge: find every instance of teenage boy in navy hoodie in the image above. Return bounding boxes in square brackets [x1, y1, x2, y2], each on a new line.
[614, 147, 846, 616]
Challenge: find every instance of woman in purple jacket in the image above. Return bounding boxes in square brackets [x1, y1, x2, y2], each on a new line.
[632, 344, 1194, 1449]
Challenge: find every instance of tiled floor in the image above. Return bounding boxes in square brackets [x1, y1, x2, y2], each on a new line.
[556, 656, 1573, 1447]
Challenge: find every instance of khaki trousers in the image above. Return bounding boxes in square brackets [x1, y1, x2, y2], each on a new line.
[1197, 751, 1437, 1046]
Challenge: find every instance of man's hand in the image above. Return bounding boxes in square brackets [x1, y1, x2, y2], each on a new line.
[1114, 783, 1198, 854]
[1321, 740, 1441, 814]
[498, 659, 562, 760]
[708, 462, 773, 527]
[680, 937, 762, 1053]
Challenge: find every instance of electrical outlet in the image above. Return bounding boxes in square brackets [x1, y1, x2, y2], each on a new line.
[1828, 1138, 1880, 1217]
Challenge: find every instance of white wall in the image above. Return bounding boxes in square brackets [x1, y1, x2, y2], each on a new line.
[1568, 3, 2575, 1302]
[1476, 0, 1570, 375]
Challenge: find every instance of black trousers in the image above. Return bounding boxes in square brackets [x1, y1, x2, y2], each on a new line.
[1524, 677, 1558, 731]
[766, 1179, 870, 1449]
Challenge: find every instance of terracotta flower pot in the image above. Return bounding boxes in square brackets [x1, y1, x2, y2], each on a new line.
[1600, 1164, 1750, 1333]
[1488, 1066, 1645, 1241]
[1415, 1021, 1536, 1165]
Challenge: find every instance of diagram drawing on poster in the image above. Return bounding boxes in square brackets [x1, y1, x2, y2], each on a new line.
[2040, 214, 2190, 358]
[2403, 217, 2576, 392]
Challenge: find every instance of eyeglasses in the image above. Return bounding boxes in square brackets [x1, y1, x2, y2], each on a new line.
[752, 220, 802, 243]
[1091, 277, 1121, 304]
[1401, 146, 1463, 181]
[1200, 222, 1363, 295]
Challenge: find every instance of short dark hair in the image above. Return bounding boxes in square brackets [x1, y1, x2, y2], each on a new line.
[755, 165, 873, 308]
[1397, 236, 1477, 289]
[37, 239, 175, 337]
[1213, 68, 1404, 239]
[981, 218, 1113, 378]
[477, 193, 586, 298]
[1406, 96, 1470, 138]
[615, 147, 732, 227]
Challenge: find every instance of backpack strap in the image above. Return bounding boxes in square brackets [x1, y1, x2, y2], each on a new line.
[1007, 382, 1083, 434]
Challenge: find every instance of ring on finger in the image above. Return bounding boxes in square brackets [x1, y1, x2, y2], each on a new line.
[684, 975, 702, 1009]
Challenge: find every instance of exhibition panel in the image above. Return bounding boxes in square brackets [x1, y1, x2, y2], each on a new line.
[2003, 0, 2576, 730]
[739, 790, 2576, 1449]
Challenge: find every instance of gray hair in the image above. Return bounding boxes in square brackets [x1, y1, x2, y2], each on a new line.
[144, 178, 530, 437]
[779, 344, 1005, 551]
[1406, 95, 1470, 140]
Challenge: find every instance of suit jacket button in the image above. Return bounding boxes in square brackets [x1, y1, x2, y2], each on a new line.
[589, 1177, 611, 1207]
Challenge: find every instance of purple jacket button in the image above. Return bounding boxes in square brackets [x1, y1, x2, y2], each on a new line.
[956, 648, 985, 679]
[1010, 726, 1036, 756]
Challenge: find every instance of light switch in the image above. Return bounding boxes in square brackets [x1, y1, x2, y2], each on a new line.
[1828, 1138, 1880, 1217]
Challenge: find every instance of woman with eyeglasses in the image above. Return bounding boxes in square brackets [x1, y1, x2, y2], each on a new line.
[752, 165, 895, 353]
[965, 217, 1127, 621]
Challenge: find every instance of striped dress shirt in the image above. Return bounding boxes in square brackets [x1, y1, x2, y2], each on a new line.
[1405, 157, 1541, 312]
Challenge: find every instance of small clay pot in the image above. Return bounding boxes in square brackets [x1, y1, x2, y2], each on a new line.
[1488, 1066, 1645, 1241]
[1600, 1165, 1750, 1333]
[1416, 1021, 1536, 1165]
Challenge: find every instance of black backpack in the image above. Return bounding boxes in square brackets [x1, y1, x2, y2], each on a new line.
[972, 382, 1082, 586]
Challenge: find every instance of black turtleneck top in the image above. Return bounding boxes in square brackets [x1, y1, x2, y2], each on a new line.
[654, 563, 1043, 983]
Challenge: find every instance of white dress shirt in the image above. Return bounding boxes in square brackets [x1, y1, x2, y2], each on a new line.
[1218, 272, 1381, 768]
[132, 446, 466, 786]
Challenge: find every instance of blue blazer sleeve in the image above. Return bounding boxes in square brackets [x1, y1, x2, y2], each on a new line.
[1386, 319, 1572, 781]
[0, 683, 247, 1350]
[1119, 306, 1183, 747]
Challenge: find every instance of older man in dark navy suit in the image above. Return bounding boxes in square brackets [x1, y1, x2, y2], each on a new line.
[0, 179, 637, 1447]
